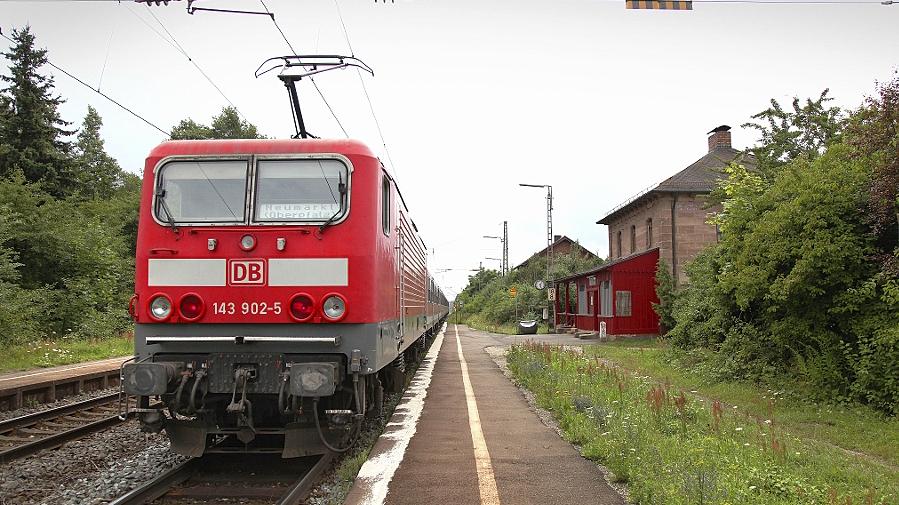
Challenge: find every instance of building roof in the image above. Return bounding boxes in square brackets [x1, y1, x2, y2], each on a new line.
[554, 247, 660, 283]
[514, 235, 598, 271]
[596, 146, 751, 225]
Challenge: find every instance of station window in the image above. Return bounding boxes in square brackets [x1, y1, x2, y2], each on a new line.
[381, 176, 391, 235]
[616, 231, 622, 258]
[646, 218, 653, 248]
[630, 225, 636, 254]
[615, 290, 632, 317]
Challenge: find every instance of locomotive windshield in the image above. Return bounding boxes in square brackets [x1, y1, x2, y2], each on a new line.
[154, 160, 248, 224]
[253, 159, 348, 222]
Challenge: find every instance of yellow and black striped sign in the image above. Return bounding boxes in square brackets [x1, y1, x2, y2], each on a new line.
[626, 0, 693, 9]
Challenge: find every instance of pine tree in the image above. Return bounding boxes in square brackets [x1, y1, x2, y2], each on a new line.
[74, 106, 123, 199]
[0, 26, 75, 198]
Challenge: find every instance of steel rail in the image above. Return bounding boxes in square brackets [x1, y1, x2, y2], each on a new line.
[107, 458, 198, 505]
[110, 452, 333, 505]
[0, 392, 119, 431]
[277, 452, 336, 505]
[0, 392, 126, 462]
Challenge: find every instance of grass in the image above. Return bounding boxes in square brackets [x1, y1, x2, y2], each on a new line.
[508, 341, 899, 505]
[0, 335, 133, 373]
[462, 316, 551, 335]
[591, 342, 899, 467]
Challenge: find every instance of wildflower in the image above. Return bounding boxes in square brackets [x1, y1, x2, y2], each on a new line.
[743, 443, 750, 447]
[690, 390, 698, 393]
[735, 427, 743, 432]
[601, 432, 611, 436]
[764, 419, 772, 424]
[749, 485, 757, 491]
[733, 405, 738, 409]
[795, 452, 801, 456]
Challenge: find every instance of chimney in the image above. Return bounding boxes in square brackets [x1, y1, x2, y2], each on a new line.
[707, 125, 731, 152]
[553, 235, 561, 243]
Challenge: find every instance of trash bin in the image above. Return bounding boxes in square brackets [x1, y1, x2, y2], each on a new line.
[517, 320, 538, 335]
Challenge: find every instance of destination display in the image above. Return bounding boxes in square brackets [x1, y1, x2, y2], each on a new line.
[258, 203, 341, 220]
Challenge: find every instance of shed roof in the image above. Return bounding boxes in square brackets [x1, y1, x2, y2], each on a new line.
[554, 247, 660, 283]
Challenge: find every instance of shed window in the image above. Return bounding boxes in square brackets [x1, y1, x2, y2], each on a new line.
[600, 280, 612, 316]
[577, 282, 588, 315]
[588, 275, 597, 287]
[615, 290, 632, 317]
[381, 176, 391, 235]
[616, 231, 622, 258]
[646, 218, 653, 248]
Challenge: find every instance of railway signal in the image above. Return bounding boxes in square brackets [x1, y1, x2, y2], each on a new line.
[626, 0, 693, 9]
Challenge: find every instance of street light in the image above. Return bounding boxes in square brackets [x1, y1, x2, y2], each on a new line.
[519, 183, 554, 328]
[483, 257, 502, 270]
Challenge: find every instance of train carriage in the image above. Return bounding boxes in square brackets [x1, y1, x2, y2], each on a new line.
[122, 138, 448, 457]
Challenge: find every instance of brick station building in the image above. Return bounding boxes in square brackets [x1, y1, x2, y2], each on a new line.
[554, 126, 750, 335]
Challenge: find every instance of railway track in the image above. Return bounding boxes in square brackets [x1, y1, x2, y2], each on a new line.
[0, 391, 127, 463]
[109, 452, 335, 504]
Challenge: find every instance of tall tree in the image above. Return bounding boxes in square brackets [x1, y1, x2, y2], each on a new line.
[170, 106, 263, 140]
[74, 106, 123, 199]
[742, 90, 845, 179]
[0, 26, 75, 197]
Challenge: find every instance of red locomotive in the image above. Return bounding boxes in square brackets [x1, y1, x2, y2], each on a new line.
[122, 138, 448, 457]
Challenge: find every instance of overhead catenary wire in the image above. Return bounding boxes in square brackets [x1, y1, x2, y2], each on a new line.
[137, 5, 250, 123]
[258, 0, 350, 138]
[0, 30, 169, 137]
[0, 0, 892, 4]
[96, 23, 115, 91]
[333, 0, 399, 175]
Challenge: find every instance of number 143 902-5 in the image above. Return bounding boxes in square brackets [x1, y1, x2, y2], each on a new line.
[212, 301, 282, 315]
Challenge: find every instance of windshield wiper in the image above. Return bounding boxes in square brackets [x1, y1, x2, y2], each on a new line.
[155, 188, 179, 233]
[318, 173, 346, 235]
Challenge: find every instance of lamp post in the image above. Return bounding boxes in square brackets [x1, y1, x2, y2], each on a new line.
[483, 257, 502, 267]
[519, 183, 554, 328]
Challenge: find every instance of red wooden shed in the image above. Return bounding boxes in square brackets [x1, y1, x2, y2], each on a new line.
[554, 248, 660, 336]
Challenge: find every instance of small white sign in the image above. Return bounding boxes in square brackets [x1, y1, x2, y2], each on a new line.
[259, 203, 340, 220]
[547, 288, 556, 301]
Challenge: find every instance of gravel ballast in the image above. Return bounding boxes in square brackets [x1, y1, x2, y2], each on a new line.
[0, 420, 185, 505]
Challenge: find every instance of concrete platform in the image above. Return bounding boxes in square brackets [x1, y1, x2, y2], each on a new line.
[346, 324, 625, 505]
[0, 356, 129, 410]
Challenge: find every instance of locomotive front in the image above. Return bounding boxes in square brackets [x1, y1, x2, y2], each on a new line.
[123, 139, 400, 457]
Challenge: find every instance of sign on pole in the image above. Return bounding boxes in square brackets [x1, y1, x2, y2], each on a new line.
[547, 288, 556, 301]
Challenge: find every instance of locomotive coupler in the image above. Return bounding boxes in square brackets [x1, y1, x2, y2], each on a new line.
[138, 410, 165, 434]
[226, 367, 256, 442]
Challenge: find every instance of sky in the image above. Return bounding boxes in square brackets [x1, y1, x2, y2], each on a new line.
[1, 0, 897, 299]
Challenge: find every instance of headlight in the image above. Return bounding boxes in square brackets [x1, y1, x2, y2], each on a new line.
[322, 294, 346, 321]
[239, 234, 256, 251]
[149, 295, 172, 321]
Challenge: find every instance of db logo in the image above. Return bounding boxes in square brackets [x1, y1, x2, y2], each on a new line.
[228, 259, 266, 286]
